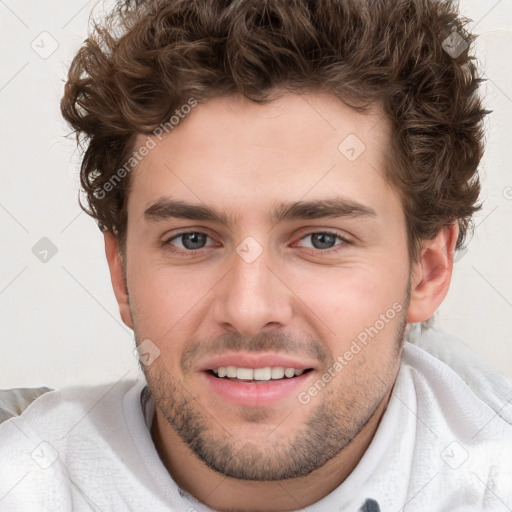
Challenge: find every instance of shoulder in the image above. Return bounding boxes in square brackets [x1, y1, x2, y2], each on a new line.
[405, 323, 512, 427]
[0, 378, 149, 509]
[0, 387, 53, 425]
[394, 327, 512, 507]
[0, 378, 142, 437]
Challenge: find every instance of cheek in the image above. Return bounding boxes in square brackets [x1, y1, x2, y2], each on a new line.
[127, 259, 211, 337]
[295, 263, 407, 338]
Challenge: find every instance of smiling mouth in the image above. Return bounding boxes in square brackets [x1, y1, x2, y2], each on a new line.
[208, 366, 314, 382]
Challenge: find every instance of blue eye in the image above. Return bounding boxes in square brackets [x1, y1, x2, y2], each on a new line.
[301, 231, 344, 250]
[162, 230, 349, 255]
[164, 232, 214, 251]
[296, 231, 348, 251]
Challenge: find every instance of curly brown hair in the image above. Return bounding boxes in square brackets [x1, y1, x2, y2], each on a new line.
[61, 0, 489, 261]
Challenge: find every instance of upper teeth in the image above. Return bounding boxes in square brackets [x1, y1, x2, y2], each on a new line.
[213, 366, 305, 380]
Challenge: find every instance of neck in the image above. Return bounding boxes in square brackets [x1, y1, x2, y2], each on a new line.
[150, 387, 393, 512]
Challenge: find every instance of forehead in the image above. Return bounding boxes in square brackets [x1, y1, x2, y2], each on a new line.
[129, 91, 398, 224]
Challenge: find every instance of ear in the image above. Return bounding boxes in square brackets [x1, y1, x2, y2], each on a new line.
[407, 223, 459, 323]
[104, 232, 134, 329]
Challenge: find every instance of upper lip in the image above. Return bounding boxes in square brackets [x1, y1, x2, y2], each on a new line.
[198, 352, 317, 372]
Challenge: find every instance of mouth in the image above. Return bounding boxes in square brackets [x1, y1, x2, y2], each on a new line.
[208, 366, 314, 382]
[199, 354, 318, 407]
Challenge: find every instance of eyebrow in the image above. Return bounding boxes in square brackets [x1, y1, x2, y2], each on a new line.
[143, 196, 377, 225]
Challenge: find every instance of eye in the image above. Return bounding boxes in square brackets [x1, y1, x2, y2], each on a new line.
[295, 231, 349, 252]
[162, 230, 350, 256]
[163, 231, 216, 252]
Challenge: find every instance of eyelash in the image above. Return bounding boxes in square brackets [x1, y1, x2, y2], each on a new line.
[162, 230, 350, 256]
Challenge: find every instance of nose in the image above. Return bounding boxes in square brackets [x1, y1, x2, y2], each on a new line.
[212, 244, 293, 336]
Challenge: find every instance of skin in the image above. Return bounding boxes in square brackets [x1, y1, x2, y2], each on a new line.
[104, 91, 458, 512]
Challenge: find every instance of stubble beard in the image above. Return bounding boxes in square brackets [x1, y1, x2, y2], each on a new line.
[137, 309, 408, 481]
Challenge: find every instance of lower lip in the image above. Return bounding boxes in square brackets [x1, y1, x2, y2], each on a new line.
[202, 371, 314, 407]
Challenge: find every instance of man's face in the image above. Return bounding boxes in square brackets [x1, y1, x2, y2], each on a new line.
[124, 92, 411, 480]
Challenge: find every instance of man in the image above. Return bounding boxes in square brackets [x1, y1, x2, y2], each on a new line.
[1, 0, 511, 510]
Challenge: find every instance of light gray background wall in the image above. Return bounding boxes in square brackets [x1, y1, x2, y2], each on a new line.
[1, 0, 511, 389]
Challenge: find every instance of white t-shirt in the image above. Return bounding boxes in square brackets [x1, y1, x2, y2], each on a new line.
[1, 338, 511, 511]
